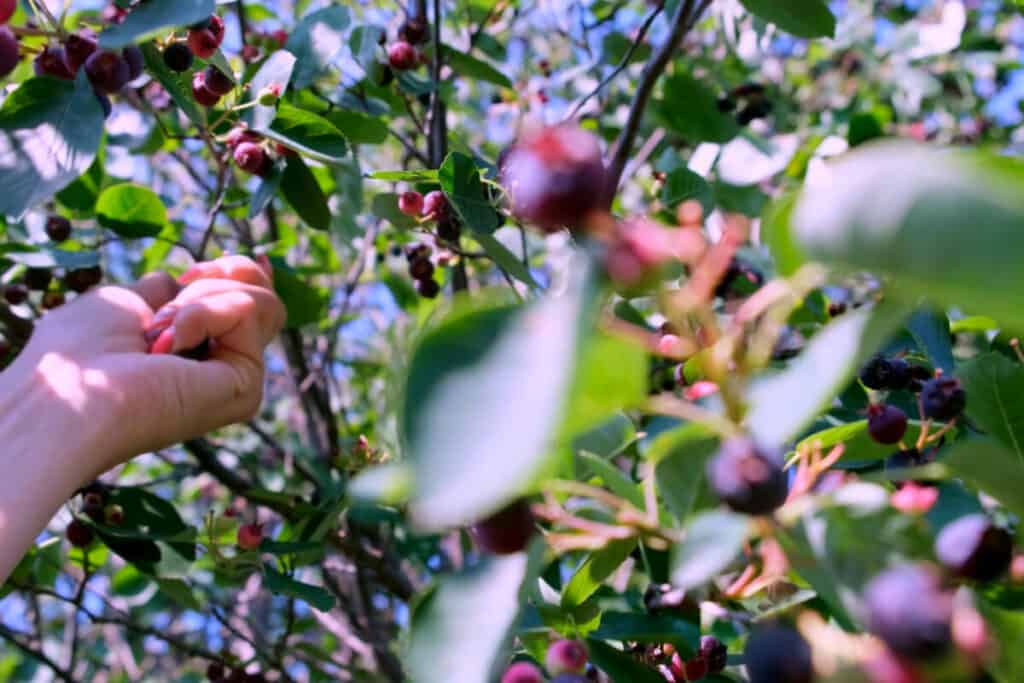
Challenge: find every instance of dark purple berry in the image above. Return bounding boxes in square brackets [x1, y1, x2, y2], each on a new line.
[206, 662, 226, 681]
[162, 43, 194, 72]
[35, 46, 74, 79]
[437, 218, 462, 242]
[122, 45, 144, 80]
[409, 257, 434, 282]
[920, 376, 966, 421]
[24, 267, 52, 291]
[64, 266, 102, 293]
[416, 278, 440, 299]
[84, 50, 130, 94]
[744, 622, 813, 683]
[203, 65, 233, 96]
[935, 514, 1012, 582]
[867, 404, 908, 445]
[63, 32, 97, 74]
[470, 499, 535, 555]
[399, 17, 429, 45]
[3, 284, 27, 305]
[699, 635, 727, 673]
[860, 356, 910, 391]
[865, 564, 953, 660]
[66, 519, 94, 548]
[0, 26, 18, 79]
[45, 215, 72, 242]
[707, 438, 788, 516]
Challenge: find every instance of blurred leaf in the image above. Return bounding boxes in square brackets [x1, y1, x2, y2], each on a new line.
[271, 259, 326, 328]
[648, 424, 718, 521]
[591, 612, 700, 656]
[0, 74, 104, 219]
[560, 332, 647, 443]
[660, 167, 713, 214]
[907, 309, 954, 374]
[602, 32, 652, 64]
[370, 169, 440, 183]
[475, 232, 539, 289]
[57, 147, 105, 214]
[438, 152, 500, 234]
[848, 113, 884, 147]
[763, 192, 806, 277]
[586, 640, 668, 683]
[739, 0, 836, 38]
[247, 51, 297, 131]
[574, 413, 636, 459]
[372, 192, 418, 229]
[96, 184, 167, 238]
[325, 109, 388, 145]
[655, 73, 739, 145]
[959, 353, 1024, 456]
[156, 578, 201, 611]
[979, 598, 1024, 683]
[671, 510, 748, 591]
[562, 540, 637, 609]
[99, 0, 215, 48]
[281, 156, 331, 230]
[263, 566, 335, 612]
[349, 463, 414, 505]
[286, 6, 350, 89]
[944, 438, 1024, 530]
[442, 46, 512, 87]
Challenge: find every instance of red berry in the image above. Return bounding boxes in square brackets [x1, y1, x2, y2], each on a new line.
[82, 492, 105, 521]
[0, 26, 18, 79]
[421, 190, 449, 220]
[501, 125, 607, 232]
[501, 661, 543, 683]
[192, 71, 222, 107]
[698, 635, 727, 673]
[188, 28, 219, 60]
[684, 656, 709, 681]
[0, 0, 14, 24]
[271, 29, 289, 47]
[470, 500, 535, 555]
[241, 44, 261, 62]
[409, 257, 434, 281]
[45, 215, 72, 242]
[226, 127, 262, 149]
[35, 46, 74, 79]
[545, 640, 587, 675]
[237, 523, 263, 551]
[66, 519, 94, 548]
[867, 404, 908, 445]
[2, 283, 27, 305]
[398, 191, 424, 216]
[273, 143, 296, 158]
[204, 65, 233, 96]
[233, 141, 271, 176]
[387, 41, 418, 70]
[84, 50, 130, 94]
[63, 32, 97, 74]
[208, 15, 226, 44]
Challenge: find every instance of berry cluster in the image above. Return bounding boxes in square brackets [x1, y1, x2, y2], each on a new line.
[386, 16, 430, 72]
[223, 125, 290, 177]
[404, 243, 440, 299]
[500, 640, 588, 683]
[3, 256, 103, 314]
[78, 481, 123, 526]
[717, 82, 774, 126]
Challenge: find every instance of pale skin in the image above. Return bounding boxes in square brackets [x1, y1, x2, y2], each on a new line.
[0, 255, 286, 582]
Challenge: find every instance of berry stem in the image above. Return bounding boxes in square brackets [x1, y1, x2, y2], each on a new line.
[647, 393, 742, 439]
[925, 417, 958, 445]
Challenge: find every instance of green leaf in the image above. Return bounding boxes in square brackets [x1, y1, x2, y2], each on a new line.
[442, 45, 512, 87]
[560, 332, 647, 443]
[979, 597, 1024, 683]
[280, 156, 331, 231]
[156, 578, 201, 611]
[739, 0, 836, 38]
[263, 566, 335, 612]
[648, 424, 718, 521]
[763, 192, 806, 277]
[655, 72, 740, 145]
[746, 303, 909, 446]
[574, 413, 636, 459]
[791, 145, 1024, 332]
[141, 43, 204, 126]
[660, 168, 713, 215]
[285, 6, 350, 89]
[586, 640, 668, 683]
[325, 109, 388, 145]
[590, 612, 700, 656]
[475, 232, 539, 289]
[404, 266, 597, 531]
[959, 353, 1024, 459]
[438, 152, 500, 234]
[0, 74, 104, 218]
[562, 540, 637, 609]
[907, 309, 954, 374]
[264, 103, 348, 165]
[349, 463, 414, 505]
[408, 554, 530, 683]
[370, 169, 440, 183]
[671, 510, 749, 591]
[602, 32, 652, 64]
[578, 451, 644, 509]
[944, 439, 1024, 530]
[271, 259, 326, 328]
[795, 420, 933, 463]
[96, 184, 168, 238]
[247, 166, 282, 219]
[57, 148, 105, 214]
[99, 0, 216, 48]
[247, 50, 297, 131]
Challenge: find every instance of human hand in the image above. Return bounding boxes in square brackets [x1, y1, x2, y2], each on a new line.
[3, 255, 285, 480]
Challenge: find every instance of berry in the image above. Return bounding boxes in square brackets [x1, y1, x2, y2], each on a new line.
[65, 266, 102, 293]
[707, 438, 788, 516]
[45, 215, 72, 242]
[546, 640, 587, 675]
[188, 28, 220, 60]
[273, 143, 296, 158]
[207, 15, 226, 43]
[421, 190, 449, 220]
[207, 662, 226, 681]
[0, 0, 14, 24]
[102, 4, 128, 25]
[123, 45, 144, 81]
[860, 356, 910, 391]
[501, 125, 607, 232]
[162, 43, 194, 72]
[398, 190, 424, 217]
[409, 257, 434, 282]
[3, 284, 27, 305]
[192, 70, 222, 107]
[549, 676, 588, 683]
[241, 44, 260, 62]
[0, 26, 18, 79]
[743, 622, 813, 683]
[867, 404, 908, 445]
[399, 17, 429, 45]
[671, 653, 709, 682]
[886, 447, 928, 472]
[204, 65, 233, 96]
[35, 46, 74, 79]
[470, 499, 535, 555]
[82, 492, 105, 521]
[865, 564, 953, 660]
[501, 661, 544, 683]
[63, 32, 98, 74]
[416, 277, 440, 299]
[935, 514, 1012, 582]
[104, 504, 124, 526]
[66, 519, 94, 548]
[25, 267, 52, 291]
[84, 50, 130, 94]
[714, 259, 763, 298]
[271, 29, 289, 47]
[698, 635, 727, 673]
[388, 41, 418, 70]
[237, 523, 263, 551]
[920, 376, 966, 421]
[233, 141, 271, 176]
[41, 291, 65, 309]
[257, 83, 281, 105]
[226, 127, 261, 149]
[436, 217, 462, 242]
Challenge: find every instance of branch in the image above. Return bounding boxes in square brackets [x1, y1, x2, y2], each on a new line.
[604, 0, 709, 204]
[0, 623, 76, 683]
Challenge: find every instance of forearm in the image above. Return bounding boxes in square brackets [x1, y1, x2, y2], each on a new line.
[0, 355, 104, 583]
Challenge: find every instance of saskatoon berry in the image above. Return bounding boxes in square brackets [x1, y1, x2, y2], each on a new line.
[399, 17, 429, 45]
[35, 46, 74, 79]
[549, 676, 588, 683]
[206, 662, 226, 682]
[162, 43, 194, 72]
[670, 652, 708, 682]
[501, 662, 544, 683]
[436, 217, 462, 243]
[859, 356, 892, 390]
[3, 284, 28, 305]
[501, 125, 607, 232]
[82, 492, 105, 521]
[0, 26, 18, 79]
[25, 267, 52, 291]
[470, 499, 535, 555]
[192, 71, 222, 107]
[935, 514, 1013, 582]
[0, 0, 13, 24]
[63, 32, 97, 74]
[204, 65, 233, 96]
[546, 640, 587, 675]
[66, 519, 94, 548]
[867, 404, 908, 445]
[416, 277, 440, 300]
[885, 447, 931, 473]
[237, 523, 263, 551]
[865, 564, 953, 661]
[920, 376, 966, 421]
[387, 41, 418, 70]
[234, 141, 272, 176]
[707, 438, 788, 516]
[398, 190, 424, 217]
[421, 190, 449, 220]
[84, 50, 130, 94]
[123, 45, 144, 81]
[699, 635, 728, 674]
[226, 127, 262, 149]
[409, 257, 434, 282]
[41, 291, 65, 309]
[45, 215, 72, 242]
[188, 27, 220, 60]
[65, 266, 103, 293]
[104, 504, 125, 526]
[744, 622, 813, 683]
[207, 15, 226, 43]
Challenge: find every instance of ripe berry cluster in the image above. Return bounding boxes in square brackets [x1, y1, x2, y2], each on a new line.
[224, 125, 290, 177]
[78, 481, 124, 526]
[386, 16, 430, 72]
[404, 243, 440, 299]
[3, 258, 103, 313]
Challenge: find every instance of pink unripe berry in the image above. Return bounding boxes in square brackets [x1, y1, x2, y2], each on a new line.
[388, 41, 418, 70]
[0, 0, 15, 24]
[398, 191, 425, 217]
[545, 640, 587, 675]
[422, 190, 449, 220]
[234, 141, 270, 176]
[501, 661, 544, 683]
[237, 523, 263, 551]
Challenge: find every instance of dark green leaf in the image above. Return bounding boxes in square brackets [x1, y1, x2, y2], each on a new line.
[281, 156, 331, 231]
[591, 612, 700, 656]
[263, 566, 335, 612]
[96, 184, 167, 238]
[438, 152, 500, 234]
[265, 103, 348, 164]
[739, 0, 836, 38]
[959, 353, 1024, 458]
[586, 639, 669, 683]
[271, 259, 327, 328]
[660, 168, 713, 214]
[562, 540, 637, 609]
[648, 424, 718, 521]
[944, 438, 1024, 530]
[100, 0, 216, 48]
[442, 45, 512, 87]
[906, 309, 954, 374]
[655, 73, 740, 145]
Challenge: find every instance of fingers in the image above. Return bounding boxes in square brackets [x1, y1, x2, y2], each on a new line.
[129, 272, 181, 311]
[179, 255, 273, 289]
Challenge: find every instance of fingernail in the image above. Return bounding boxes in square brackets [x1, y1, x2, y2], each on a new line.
[179, 265, 202, 284]
[149, 326, 175, 355]
[151, 304, 178, 326]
